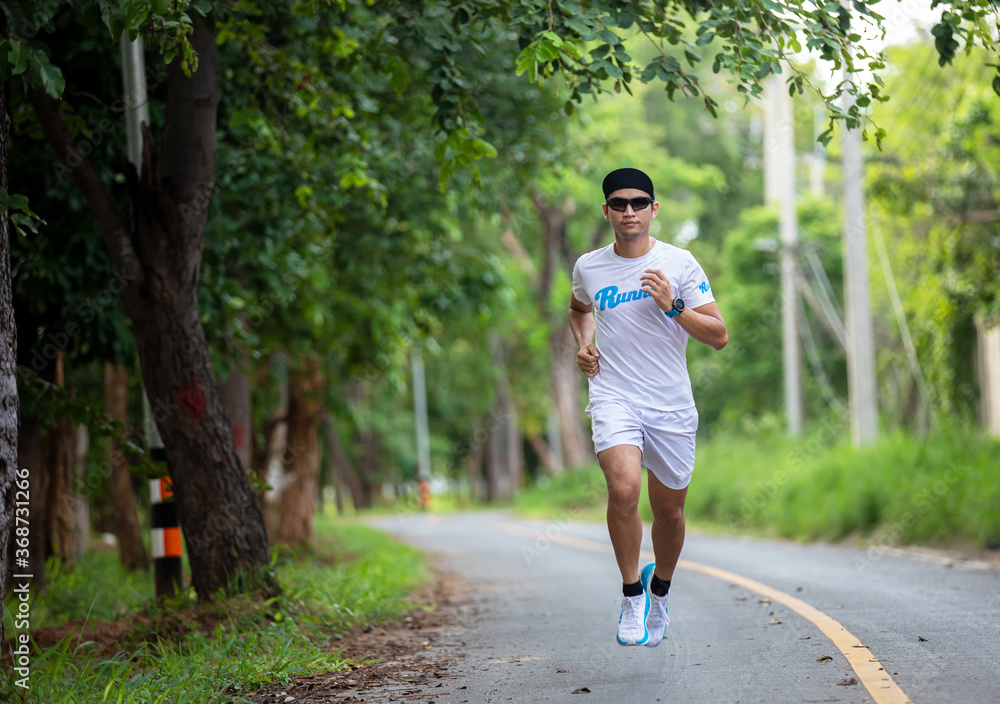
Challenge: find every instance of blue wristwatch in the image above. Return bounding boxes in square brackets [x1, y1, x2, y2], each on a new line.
[664, 297, 685, 318]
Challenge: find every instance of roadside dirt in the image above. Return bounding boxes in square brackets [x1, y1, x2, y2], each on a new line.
[242, 565, 476, 704]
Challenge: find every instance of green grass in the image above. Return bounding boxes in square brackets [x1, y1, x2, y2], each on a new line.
[0, 516, 429, 704]
[16, 550, 154, 630]
[687, 425, 1000, 546]
[514, 425, 1000, 548]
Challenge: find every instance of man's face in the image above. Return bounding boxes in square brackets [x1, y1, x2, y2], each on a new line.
[602, 188, 659, 241]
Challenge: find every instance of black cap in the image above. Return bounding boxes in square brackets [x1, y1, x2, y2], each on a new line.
[602, 168, 654, 199]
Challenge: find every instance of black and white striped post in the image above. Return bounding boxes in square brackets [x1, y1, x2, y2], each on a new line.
[149, 466, 183, 597]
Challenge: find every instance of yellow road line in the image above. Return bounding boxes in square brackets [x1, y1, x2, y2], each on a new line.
[487, 521, 913, 704]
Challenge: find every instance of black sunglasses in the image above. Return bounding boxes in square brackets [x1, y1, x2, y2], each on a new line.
[606, 196, 654, 212]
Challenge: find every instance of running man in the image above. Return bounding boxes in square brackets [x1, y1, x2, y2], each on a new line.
[568, 167, 728, 647]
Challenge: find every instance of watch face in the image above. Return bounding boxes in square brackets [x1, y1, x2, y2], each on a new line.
[674, 298, 685, 312]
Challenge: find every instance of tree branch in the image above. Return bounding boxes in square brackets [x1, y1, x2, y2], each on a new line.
[27, 88, 143, 286]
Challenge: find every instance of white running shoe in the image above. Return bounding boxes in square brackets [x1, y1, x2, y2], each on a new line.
[616, 592, 649, 646]
[641, 562, 670, 647]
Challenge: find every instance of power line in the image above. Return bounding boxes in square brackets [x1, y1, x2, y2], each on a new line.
[870, 217, 936, 426]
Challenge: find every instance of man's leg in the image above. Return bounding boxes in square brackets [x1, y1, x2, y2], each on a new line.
[598, 444, 643, 585]
[647, 470, 688, 582]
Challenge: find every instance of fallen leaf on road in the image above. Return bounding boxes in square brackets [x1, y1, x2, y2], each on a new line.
[572, 687, 591, 694]
[837, 677, 859, 686]
[556, 669, 568, 673]
[817, 656, 833, 662]
[759, 598, 772, 605]
[734, 595, 748, 601]
[769, 619, 782, 625]
[918, 636, 928, 642]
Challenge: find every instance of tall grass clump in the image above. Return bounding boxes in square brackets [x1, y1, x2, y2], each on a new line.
[684, 423, 1000, 546]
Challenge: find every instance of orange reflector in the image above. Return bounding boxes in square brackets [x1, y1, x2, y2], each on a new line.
[159, 477, 174, 500]
[162, 527, 182, 557]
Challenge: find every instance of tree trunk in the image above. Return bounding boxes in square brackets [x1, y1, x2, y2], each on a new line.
[483, 416, 501, 502]
[551, 324, 590, 469]
[72, 425, 89, 559]
[254, 355, 287, 540]
[18, 420, 47, 590]
[46, 353, 76, 567]
[467, 436, 485, 503]
[493, 338, 521, 498]
[321, 415, 345, 516]
[526, 435, 555, 473]
[220, 341, 252, 472]
[532, 193, 590, 471]
[28, 21, 273, 597]
[325, 416, 365, 511]
[278, 357, 322, 549]
[105, 362, 147, 571]
[0, 36, 19, 635]
[354, 427, 380, 508]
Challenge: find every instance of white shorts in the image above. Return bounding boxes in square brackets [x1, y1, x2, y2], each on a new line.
[587, 399, 699, 490]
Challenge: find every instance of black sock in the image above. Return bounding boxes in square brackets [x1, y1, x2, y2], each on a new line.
[623, 580, 643, 597]
[650, 574, 671, 597]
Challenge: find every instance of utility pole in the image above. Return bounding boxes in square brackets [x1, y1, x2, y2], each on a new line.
[121, 33, 182, 596]
[841, 77, 879, 446]
[411, 349, 432, 508]
[764, 74, 803, 436]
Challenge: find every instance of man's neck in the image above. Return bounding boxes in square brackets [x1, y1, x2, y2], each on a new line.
[613, 235, 654, 259]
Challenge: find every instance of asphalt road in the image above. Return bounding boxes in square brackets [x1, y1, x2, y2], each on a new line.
[365, 511, 1000, 704]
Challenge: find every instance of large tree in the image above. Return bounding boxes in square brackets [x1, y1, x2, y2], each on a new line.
[0, 8, 17, 643]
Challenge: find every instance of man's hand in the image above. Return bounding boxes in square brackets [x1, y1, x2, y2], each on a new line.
[640, 268, 676, 312]
[577, 344, 600, 377]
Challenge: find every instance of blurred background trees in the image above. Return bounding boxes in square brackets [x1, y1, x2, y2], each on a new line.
[1, 0, 998, 605]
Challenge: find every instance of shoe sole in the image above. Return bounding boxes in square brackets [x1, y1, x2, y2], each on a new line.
[640, 562, 666, 648]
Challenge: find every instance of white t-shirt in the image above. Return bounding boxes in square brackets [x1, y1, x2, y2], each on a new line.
[571, 237, 715, 411]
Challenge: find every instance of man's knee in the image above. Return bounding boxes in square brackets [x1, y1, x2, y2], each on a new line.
[651, 501, 685, 526]
[606, 477, 641, 514]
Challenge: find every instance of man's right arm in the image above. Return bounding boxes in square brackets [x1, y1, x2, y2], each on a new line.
[569, 295, 600, 378]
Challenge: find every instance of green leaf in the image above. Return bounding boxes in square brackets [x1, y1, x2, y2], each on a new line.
[32, 50, 65, 98]
[7, 194, 29, 211]
[11, 213, 41, 234]
[597, 29, 621, 46]
[514, 45, 536, 78]
[8, 39, 30, 76]
[541, 31, 564, 48]
[470, 138, 497, 159]
[695, 32, 715, 47]
[874, 127, 886, 150]
[992, 75, 1000, 97]
[98, 0, 126, 42]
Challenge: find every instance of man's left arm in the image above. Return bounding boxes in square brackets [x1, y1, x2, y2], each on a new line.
[640, 268, 728, 351]
[674, 301, 728, 351]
